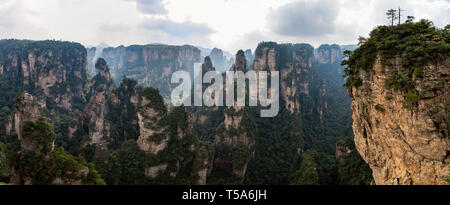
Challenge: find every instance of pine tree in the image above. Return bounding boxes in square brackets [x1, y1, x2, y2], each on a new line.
[386, 9, 397, 26]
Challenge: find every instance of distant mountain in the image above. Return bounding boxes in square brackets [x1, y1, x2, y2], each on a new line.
[196, 46, 235, 72]
[88, 44, 201, 98]
[339, 44, 359, 52]
[0, 39, 373, 185]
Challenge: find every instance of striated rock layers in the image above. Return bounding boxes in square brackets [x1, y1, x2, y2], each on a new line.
[0, 40, 89, 113]
[212, 50, 256, 182]
[83, 58, 115, 146]
[349, 56, 449, 185]
[137, 88, 208, 184]
[79, 61, 208, 184]
[315, 44, 342, 65]
[94, 44, 201, 98]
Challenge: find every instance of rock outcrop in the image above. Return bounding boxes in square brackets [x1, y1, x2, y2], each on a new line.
[83, 58, 115, 146]
[8, 92, 104, 185]
[136, 87, 169, 155]
[315, 44, 342, 65]
[211, 50, 256, 182]
[0, 40, 89, 113]
[7, 92, 49, 154]
[133, 87, 208, 184]
[96, 44, 201, 97]
[192, 57, 223, 140]
[209, 48, 233, 72]
[244, 49, 254, 68]
[349, 56, 450, 185]
[253, 42, 321, 115]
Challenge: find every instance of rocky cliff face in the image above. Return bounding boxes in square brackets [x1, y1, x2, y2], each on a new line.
[253, 42, 321, 115]
[87, 43, 110, 76]
[7, 92, 49, 154]
[244, 49, 254, 68]
[212, 50, 256, 181]
[137, 88, 208, 184]
[8, 92, 104, 185]
[0, 40, 89, 113]
[349, 56, 449, 185]
[87, 47, 96, 75]
[95, 44, 201, 97]
[209, 48, 233, 72]
[83, 58, 115, 146]
[136, 87, 169, 155]
[315, 44, 342, 65]
[192, 57, 224, 141]
[242, 42, 351, 184]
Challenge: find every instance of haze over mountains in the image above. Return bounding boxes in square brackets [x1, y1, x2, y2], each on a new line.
[0, 18, 448, 185]
[0, 0, 448, 186]
[0, 38, 372, 185]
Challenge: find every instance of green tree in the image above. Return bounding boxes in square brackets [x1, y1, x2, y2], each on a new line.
[336, 136, 373, 185]
[291, 150, 321, 185]
[406, 16, 415, 23]
[0, 142, 9, 183]
[386, 9, 397, 26]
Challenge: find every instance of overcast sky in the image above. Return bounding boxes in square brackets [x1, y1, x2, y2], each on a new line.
[0, 0, 449, 53]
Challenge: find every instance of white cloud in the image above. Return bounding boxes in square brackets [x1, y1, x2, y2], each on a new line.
[0, 0, 48, 39]
[141, 18, 213, 37]
[0, 0, 448, 52]
[267, 0, 339, 37]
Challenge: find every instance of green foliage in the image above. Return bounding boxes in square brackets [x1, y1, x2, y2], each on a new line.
[400, 93, 420, 110]
[246, 42, 354, 185]
[14, 92, 25, 104]
[446, 165, 450, 184]
[385, 70, 413, 90]
[208, 143, 247, 185]
[245, 106, 302, 185]
[96, 87, 203, 185]
[50, 147, 105, 185]
[106, 78, 141, 149]
[343, 20, 450, 90]
[403, 93, 420, 102]
[21, 121, 56, 153]
[0, 142, 9, 183]
[193, 107, 225, 141]
[142, 87, 167, 115]
[12, 118, 105, 185]
[401, 105, 413, 110]
[336, 136, 373, 185]
[344, 76, 362, 88]
[374, 104, 384, 112]
[413, 68, 424, 78]
[291, 150, 321, 185]
[13, 147, 105, 185]
[386, 9, 397, 26]
[13, 151, 47, 183]
[95, 58, 109, 71]
[254, 42, 314, 71]
[100, 140, 152, 185]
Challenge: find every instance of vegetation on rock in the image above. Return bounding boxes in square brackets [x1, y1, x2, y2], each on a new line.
[343, 19, 450, 90]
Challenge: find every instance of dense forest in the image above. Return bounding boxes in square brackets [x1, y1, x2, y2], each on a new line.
[0, 37, 374, 185]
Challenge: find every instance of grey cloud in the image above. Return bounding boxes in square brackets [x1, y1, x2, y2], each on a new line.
[99, 23, 131, 33]
[136, 0, 167, 15]
[230, 31, 267, 53]
[142, 18, 213, 38]
[0, 0, 48, 39]
[267, 0, 338, 37]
